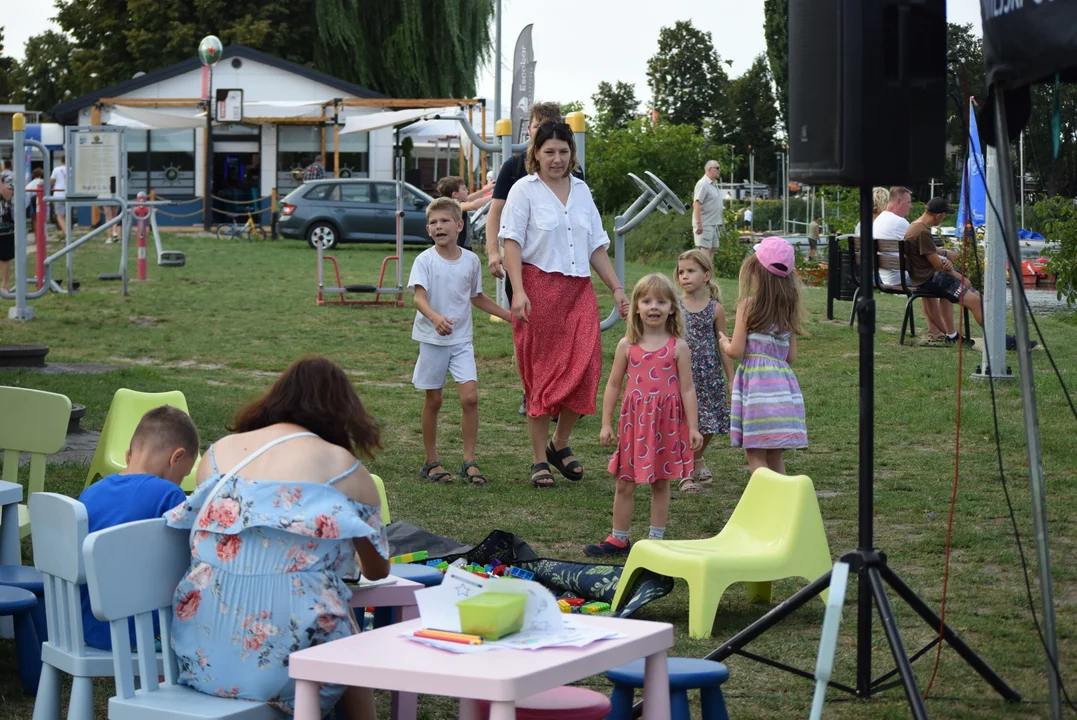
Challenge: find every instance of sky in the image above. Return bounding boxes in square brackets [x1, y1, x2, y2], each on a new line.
[7, 0, 986, 116]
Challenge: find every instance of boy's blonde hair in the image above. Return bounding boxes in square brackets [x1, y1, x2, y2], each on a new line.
[737, 254, 804, 335]
[625, 273, 684, 344]
[676, 248, 722, 302]
[425, 196, 462, 223]
[130, 406, 199, 459]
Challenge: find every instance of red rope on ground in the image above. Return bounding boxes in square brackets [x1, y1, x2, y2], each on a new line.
[923, 224, 971, 699]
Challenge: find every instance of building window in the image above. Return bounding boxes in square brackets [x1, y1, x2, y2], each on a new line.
[125, 129, 196, 198]
[276, 126, 368, 193]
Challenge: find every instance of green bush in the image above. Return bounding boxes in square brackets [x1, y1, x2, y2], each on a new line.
[604, 211, 748, 278]
[587, 120, 708, 214]
[1040, 196, 1077, 306]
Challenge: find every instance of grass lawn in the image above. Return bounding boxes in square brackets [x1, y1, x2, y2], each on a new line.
[1, 230, 1075, 719]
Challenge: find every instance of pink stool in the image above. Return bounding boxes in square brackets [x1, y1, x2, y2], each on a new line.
[477, 685, 612, 719]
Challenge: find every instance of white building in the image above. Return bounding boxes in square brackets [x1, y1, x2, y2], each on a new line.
[50, 45, 427, 226]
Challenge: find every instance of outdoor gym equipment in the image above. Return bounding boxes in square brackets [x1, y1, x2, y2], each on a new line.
[599, 171, 686, 331]
[98, 194, 186, 282]
[315, 175, 405, 308]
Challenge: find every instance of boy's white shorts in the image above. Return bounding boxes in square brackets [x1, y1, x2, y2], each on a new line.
[412, 342, 477, 390]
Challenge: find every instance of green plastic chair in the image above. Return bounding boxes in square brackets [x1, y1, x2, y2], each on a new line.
[370, 473, 390, 524]
[0, 386, 72, 540]
[84, 389, 201, 493]
[610, 468, 833, 638]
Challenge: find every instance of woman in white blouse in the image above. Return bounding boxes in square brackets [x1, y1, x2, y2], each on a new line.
[500, 122, 629, 488]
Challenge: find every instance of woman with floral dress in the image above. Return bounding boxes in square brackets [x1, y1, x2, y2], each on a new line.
[166, 356, 389, 719]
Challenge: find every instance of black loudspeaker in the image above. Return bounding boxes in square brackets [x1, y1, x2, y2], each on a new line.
[788, 0, 947, 185]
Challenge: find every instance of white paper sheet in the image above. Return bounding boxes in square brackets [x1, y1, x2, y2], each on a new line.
[405, 567, 625, 653]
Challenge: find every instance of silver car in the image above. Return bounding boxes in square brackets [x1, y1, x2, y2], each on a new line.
[277, 179, 435, 249]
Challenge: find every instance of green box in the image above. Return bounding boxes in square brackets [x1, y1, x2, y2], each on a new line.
[456, 592, 526, 640]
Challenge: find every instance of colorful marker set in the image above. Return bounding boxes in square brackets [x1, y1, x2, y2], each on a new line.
[413, 628, 484, 645]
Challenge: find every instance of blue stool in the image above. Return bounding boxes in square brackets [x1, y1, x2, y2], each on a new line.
[0, 585, 41, 695]
[605, 657, 730, 720]
[373, 563, 446, 628]
[0, 565, 47, 642]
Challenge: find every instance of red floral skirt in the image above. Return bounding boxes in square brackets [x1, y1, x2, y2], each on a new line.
[513, 264, 602, 418]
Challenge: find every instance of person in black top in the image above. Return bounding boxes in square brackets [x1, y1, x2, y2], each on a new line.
[435, 176, 492, 250]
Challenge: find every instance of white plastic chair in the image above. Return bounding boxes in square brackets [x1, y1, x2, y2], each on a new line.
[30, 493, 165, 720]
[810, 561, 850, 720]
[83, 517, 283, 719]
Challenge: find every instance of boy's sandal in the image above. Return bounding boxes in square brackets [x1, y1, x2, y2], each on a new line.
[460, 461, 487, 487]
[678, 477, 701, 494]
[545, 440, 584, 482]
[530, 462, 556, 489]
[419, 460, 453, 484]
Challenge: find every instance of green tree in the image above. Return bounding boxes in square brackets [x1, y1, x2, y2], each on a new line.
[726, 55, 780, 185]
[560, 100, 584, 115]
[0, 28, 21, 104]
[586, 118, 708, 214]
[763, 0, 788, 130]
[16, 32, 78, 117]
[41, 0, 493, 100]
[646, 20, 731, 134]
[1023, 83, 1077, 198]
[591, 81, 638, 133]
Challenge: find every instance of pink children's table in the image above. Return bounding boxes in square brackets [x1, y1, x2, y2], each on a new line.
[289, 614, 674, 720]
[348, 576, 423, 719]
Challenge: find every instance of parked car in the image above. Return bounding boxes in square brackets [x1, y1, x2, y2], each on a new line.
[277, 179, 435, 249]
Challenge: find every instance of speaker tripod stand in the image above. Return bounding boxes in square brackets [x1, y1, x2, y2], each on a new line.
[699, 186, 1020, 719]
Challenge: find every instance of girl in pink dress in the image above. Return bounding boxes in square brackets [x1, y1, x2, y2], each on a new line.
[584, 274, 704, 557]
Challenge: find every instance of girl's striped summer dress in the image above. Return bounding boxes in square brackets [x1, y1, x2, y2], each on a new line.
[730, 329, 807, 449]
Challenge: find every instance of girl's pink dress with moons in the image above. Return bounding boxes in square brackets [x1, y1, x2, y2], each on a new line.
[608, 336, 695, 484]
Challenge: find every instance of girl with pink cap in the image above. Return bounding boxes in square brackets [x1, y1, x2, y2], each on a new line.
[719, 237, 808, 473]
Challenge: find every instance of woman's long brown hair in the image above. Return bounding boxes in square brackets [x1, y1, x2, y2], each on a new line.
[229, 356, 381, 459]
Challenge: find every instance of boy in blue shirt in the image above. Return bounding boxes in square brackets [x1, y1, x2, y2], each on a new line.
[78, 405, 199, 650]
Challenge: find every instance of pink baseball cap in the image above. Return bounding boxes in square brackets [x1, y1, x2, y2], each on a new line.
[753, 236, 795, 277]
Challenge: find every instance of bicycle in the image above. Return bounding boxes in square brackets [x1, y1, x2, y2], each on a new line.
[216, 212, 267, 242]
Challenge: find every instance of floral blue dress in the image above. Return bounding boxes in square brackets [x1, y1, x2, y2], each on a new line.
[165, 440, 388, 715]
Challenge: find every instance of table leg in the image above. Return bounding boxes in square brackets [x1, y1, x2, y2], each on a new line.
[0, 504, 19, 639]
[0, 504, 19, 566]
[487, 701, 516, 720]
[389, 604, 420, 719]
[642, 649, 671, 720]
[458, 698, 482, 720]
[292, 679, 322, 720]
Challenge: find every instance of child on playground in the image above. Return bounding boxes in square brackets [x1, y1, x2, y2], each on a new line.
[719, 237, 807, 474]
[676, 248, 733, 492]
[435, 175, 492, 250]
[409, 197, 510, 486]
[77, 405, 199, 649]
[584, 274, 703, 556]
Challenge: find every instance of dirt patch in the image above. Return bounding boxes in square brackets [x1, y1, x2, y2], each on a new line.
[128, 316, 162, 328]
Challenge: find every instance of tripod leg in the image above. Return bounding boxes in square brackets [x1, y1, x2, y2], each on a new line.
[705, 570, 831, 663]
[880, 565, 1021, 701]
[868, 568, 929, 720]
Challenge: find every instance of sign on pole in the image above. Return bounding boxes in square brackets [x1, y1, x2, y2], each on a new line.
[67, 127, 125, 198]
[215, 89, 243, 122]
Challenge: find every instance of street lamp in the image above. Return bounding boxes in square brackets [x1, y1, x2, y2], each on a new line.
[199, 35, 222, 231]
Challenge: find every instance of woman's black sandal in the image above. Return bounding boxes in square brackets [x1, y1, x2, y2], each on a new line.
[419, 460, 453, 484]
[546, 440, 584, 481]
[530, 462, 556, 488]
[460, 461, 487, 487]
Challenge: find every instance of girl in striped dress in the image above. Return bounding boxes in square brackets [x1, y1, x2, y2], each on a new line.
[719, 237, 807, 473]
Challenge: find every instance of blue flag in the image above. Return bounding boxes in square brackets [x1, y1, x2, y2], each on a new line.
[955, 99, 987, 234]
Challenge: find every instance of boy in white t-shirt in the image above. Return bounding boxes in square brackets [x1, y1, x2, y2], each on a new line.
[409, 197, 510, 486]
